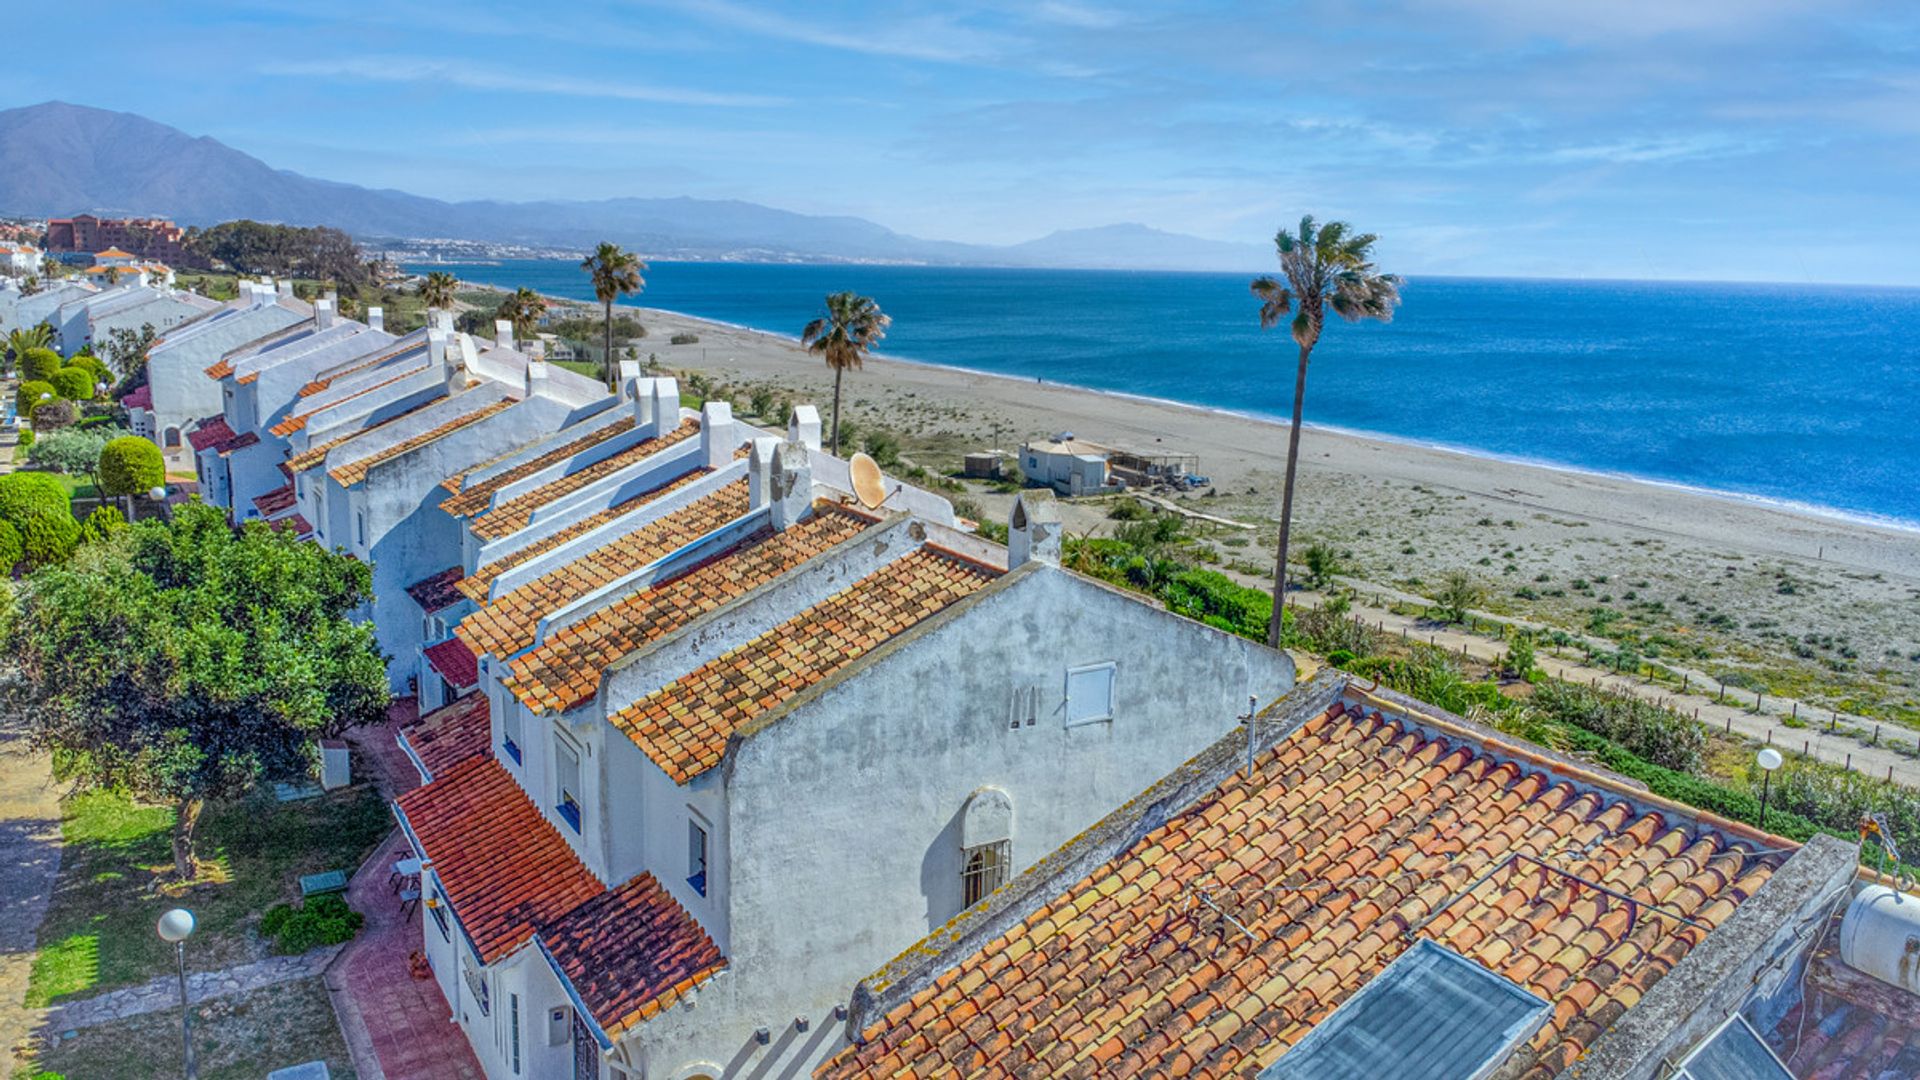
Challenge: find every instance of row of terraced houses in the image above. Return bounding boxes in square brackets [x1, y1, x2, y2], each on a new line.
[144, 280, 1906, 1080]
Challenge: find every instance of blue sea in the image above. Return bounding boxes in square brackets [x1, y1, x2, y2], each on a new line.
[412, 260, 1920, 529]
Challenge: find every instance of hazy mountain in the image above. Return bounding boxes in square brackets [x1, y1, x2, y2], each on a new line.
[0, 102, 1258, 271]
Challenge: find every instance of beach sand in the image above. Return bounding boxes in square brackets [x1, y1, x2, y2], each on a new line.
[604, 302, 1920, 718]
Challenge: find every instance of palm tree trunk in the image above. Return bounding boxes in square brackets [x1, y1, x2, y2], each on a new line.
[830, 366, 844, 455]
[1266, 343, 1313, 647]
[603, 299, 615, 390]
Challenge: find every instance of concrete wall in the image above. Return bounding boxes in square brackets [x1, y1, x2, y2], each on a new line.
[621, 565, 1296, 1077]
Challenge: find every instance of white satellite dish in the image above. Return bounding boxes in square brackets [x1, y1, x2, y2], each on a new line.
[849, 452, 886, 509]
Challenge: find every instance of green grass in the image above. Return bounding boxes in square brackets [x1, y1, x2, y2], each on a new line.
[18, 976, 356, 1080]
[37, 472, 100, 501]
[25, 778, 390, 1007]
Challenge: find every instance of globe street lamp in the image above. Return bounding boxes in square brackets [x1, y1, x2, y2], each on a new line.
[156, 908, 198, 1079]
[1756, 748, 1784, 830]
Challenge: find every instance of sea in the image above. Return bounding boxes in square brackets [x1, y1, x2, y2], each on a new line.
[409, 261, 1920, 531]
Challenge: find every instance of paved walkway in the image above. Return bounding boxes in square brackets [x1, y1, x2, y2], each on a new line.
[323, 703, 483, 1080]
[0, 710, 64, 1076]
[46, 947, 340, 1031]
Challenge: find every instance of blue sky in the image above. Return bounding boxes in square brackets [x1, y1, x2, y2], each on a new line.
[11, 1, 1920, 282]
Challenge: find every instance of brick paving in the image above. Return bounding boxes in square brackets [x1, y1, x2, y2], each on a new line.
[324, 701, 483, 1080]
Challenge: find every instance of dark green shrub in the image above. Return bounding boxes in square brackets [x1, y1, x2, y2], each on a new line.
[49, 367, 95, 400]
[15, 427, 32, 450]
[862, 431, 901, 468]
[669, 332, 699, 345]
[21, 511, 79, 568]
[0, 519, 22, 571]
[264, 893, 365, 954]
[20, 347, 61, 383]
[1161, 569, 1272, 640]
[77, 505, 126, 545]
[98, 436, 164, 497]
[31, 399, 77, 432]
[1532, 680, 1704, 773]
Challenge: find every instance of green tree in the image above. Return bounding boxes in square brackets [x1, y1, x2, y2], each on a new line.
[580, 243, 646, 390]
[99, 436, 165, 499]
[801, 292, 891, 455]
[15, 380, 55, 413]
[101, 323, 158, 383]
[185, 221, 369, 284]
[4, 325, 53, 372]
[418, 271, 458, 311]
[0, 472, 71, 532]
[1251, 216, 1401, 646]
[2, 503, 390, 878]
[0, 520, 20, 572]
[26, 426, 117, 485]
[50, 366, 95, 400]
[495, 287, 548, 343]
[1435, 569, 1482, 624]
[1299, 539, 1341, 589]
[1505, 631, 1538, 680]
[20, 346, 61, 383]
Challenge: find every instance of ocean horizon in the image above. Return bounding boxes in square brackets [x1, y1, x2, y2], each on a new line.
[412, 260, 1920, 530]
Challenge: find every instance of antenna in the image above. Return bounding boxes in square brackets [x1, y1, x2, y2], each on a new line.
[1241, 695, 1258, 780]
[848, 452, 886, 509]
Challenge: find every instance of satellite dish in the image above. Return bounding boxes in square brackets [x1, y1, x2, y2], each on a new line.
[849, 452, 886, 509]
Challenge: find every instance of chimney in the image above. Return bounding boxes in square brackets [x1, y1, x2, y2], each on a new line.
[647, 378, 681, 439]
[276, 279, 294, 299]
[632, 377, 659, 430]
[314, 297, 336, 330]
[1008, 491, 1061, 569]
[494, 319, 514, 350]
[787, 404, 822, 451]
[748, 436, 780, 510]
[430, 308, 454, 333]
[323, 287, 338, 309]
[700, 401, 734, 470]
[525, 360, 550, 399]
[770, 440, 812, 531]
[616, 359, 642, 403]
[527, 338, 545, 361]
[366, 306, 384, 332]
[427, 326, 449, 369]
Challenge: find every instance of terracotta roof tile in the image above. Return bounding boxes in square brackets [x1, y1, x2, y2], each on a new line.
[506, 504, 877, 714]
[423, 636, 480, 691]
[186, 417, 236, 453]
[399, 691, 492, 780]
[329, 398, 517, 487]
[456, 490, 670, 604]
[252, 484, 296, 518]
[395, 756, 603, 963]
[539, 874, 726, 1039]
[822, 699, 1785, 1080]
[441, 417, 639, 519]
[610, 547, 1000, 783]
[457, 478, 749, 662]
[203, 358, 234, 379]
[299, 339, 422, 397]
[269, 359, 429, 436]
[219, 431, 259, 454]
[406, 566, 467, 614]
[467, 419, 702, 541]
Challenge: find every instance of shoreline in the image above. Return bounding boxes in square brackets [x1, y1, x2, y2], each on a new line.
[616, 301, 1920, 541]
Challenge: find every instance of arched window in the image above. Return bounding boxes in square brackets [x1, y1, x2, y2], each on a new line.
[960, 787, 1014, 908]
[162, 426, 182, 448]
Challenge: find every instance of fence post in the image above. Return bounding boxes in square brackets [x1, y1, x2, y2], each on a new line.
[1830, 712, 1837, 733]
[1683, 673, 1689, 693]
[1873, 724, 1881, 746]
[1766, 729, 1772, 745]
[1718, 680, 1725, 703]
[1847, 754, 1853, 771]
[1792, 702, 1799, 721]
[1725, 717, 1732, 734]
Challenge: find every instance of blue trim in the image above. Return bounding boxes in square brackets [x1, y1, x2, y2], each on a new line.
[557, 799, 581, 832]
[533, 935, 615, 1051]
[503, 737, 522, 765]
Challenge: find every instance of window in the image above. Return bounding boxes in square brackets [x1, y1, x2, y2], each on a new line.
[355, 510, 367, 546]
[462, 952, 490, 1017]
[554, 737, 581, 831]
[688, 819, 709, 896]
[501, 705, 523, 765]
[508, 992, 522, 1074]
[428, 881, 451, 941]
[1065, 662, 1117, 726]
[962, 840, 1010, 907]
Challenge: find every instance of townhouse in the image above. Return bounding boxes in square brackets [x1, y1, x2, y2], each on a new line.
[142, 278, 312, 447]
[48, 277, 217, 356]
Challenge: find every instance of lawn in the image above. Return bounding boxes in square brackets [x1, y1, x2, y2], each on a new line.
[25, 774, 391, 1007]
[18, 976, 357, 1080]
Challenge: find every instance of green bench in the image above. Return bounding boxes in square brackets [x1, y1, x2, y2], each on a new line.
[298, 869, 349, 897]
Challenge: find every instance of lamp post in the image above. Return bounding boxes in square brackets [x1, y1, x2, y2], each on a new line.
[156, 908, 198, 1080]
[1756, 748, 1783, 830]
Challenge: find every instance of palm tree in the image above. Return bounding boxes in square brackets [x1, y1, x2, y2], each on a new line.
[418, 271, 458, 310]
[496, 287, 548, 344]
[1251, 215, 1401, 646]
[801, 292, 890, 455]
[6, 324, 53, 370]
[580, 243, 646, 389]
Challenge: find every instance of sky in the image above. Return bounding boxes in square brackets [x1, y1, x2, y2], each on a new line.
[9, 0, 1920, 283]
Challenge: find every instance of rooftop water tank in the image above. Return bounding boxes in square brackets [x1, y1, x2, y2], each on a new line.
[1838, 884, 1920, 995]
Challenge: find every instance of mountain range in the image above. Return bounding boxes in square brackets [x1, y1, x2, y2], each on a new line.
[0, 102, 1267, 271]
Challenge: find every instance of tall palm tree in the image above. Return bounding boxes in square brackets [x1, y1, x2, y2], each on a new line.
[580, 242, 645, 389]
[1251, 215, 1401, 647]
[801, 292, 890, 456]
[419, 271, 458, 310]
[496, 287, 548, 343]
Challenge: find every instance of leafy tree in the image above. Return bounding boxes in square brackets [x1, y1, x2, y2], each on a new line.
[4, 325, 53, 372]
[26, 426, 116, 484]
[0, 520, 20, 571]
[581, 243, 646, 390]
[495, 287, 548, 343]
[418, 271, 458, 311]
[29, 399, 75, 432]
[101, 323, 158, 383]
[20, 346, 61, 383]
[49, 366, 95, 400]
[801, 292, 891, 455]
[0, 472, 69, 532]
[19, 511, 78, 568]
[15, 380, 55, 413]
[99, 436, 165, 499]
[1435, 569, 1481, 624]
[1251, 216, 1401, 645]
[185, 221, 369, 285]
[3, 503, 390, 878]
[1505, 631, 1537, 680]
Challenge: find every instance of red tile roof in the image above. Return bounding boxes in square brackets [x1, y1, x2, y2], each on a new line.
[504, 505, 876, 714]
[399, 691, 492, 780]
[121, 383, 152, 410]
[394, 756, 603, 964]
[467, 418, 702, 541]
[822, 692, 1786, 1080]
[454, 487, 675, 604]
[609, 547, 1000, 783]
[441, 416, 639, 519]
[423, 636, 480, 691]
[186, 416, 236, 453]
[204, 359, 234, 379]
[219, 431, 259, 454]
[252, 484, 296, 518]
[270, 513, 314, 538]
[406, 566, 467, 614]
[538, 874, 726, 1040]
[329, 398, 517, 487]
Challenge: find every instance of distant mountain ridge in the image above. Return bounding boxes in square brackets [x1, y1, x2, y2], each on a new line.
[0, 102, 1268, 271]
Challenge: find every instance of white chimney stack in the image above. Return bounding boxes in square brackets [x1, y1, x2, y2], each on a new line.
[770, 440, 812, 531]
[427, 326, 449, 368]
[494, 319, 514, 350]
[787, 404, 822, 452]
[748, 436, 780, 510]
[366, 306, 384, 332]
[700, 401, 734, 471]
[527, 338, 545, 361]
[525, 360, 550, 399]
[646, 378, 681, 439]
[616, 359, 642, 403]
[276, 279, 294, 299]
[314, 297, 336, 330]
[1008, 491, 1061, 569]
[431, 308, 454, 333]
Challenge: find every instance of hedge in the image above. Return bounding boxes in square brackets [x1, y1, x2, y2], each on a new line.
[49, 367, 95, 400]
[15, 379, 55, 412]
[0, 472, 71, 530]
[0, 519, 21, 571]
[98, 436, 164, 497]
[261, 894, 365, 954]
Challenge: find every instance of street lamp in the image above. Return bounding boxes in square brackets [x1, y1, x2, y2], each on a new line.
[1756, 748, 1784, 829]
[157, 908, 198, 1080]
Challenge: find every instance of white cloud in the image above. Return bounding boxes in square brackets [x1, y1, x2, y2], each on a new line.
[263, 56, 784, 108]
[641, 0, 1011, 62]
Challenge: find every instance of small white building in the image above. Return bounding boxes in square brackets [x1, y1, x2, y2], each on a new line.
[147, 280, 311, 448]
[1021, 433, 1121, 497]
[0, 244, 44, 276]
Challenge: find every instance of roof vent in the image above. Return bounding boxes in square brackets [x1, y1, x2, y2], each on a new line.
[1260, 940, 1549, 1080]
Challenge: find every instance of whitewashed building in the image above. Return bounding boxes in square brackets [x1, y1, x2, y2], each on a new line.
[146, 280, 312, 448]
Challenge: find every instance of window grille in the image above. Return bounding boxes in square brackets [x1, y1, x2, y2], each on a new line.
[963, 840, 1011, 907]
